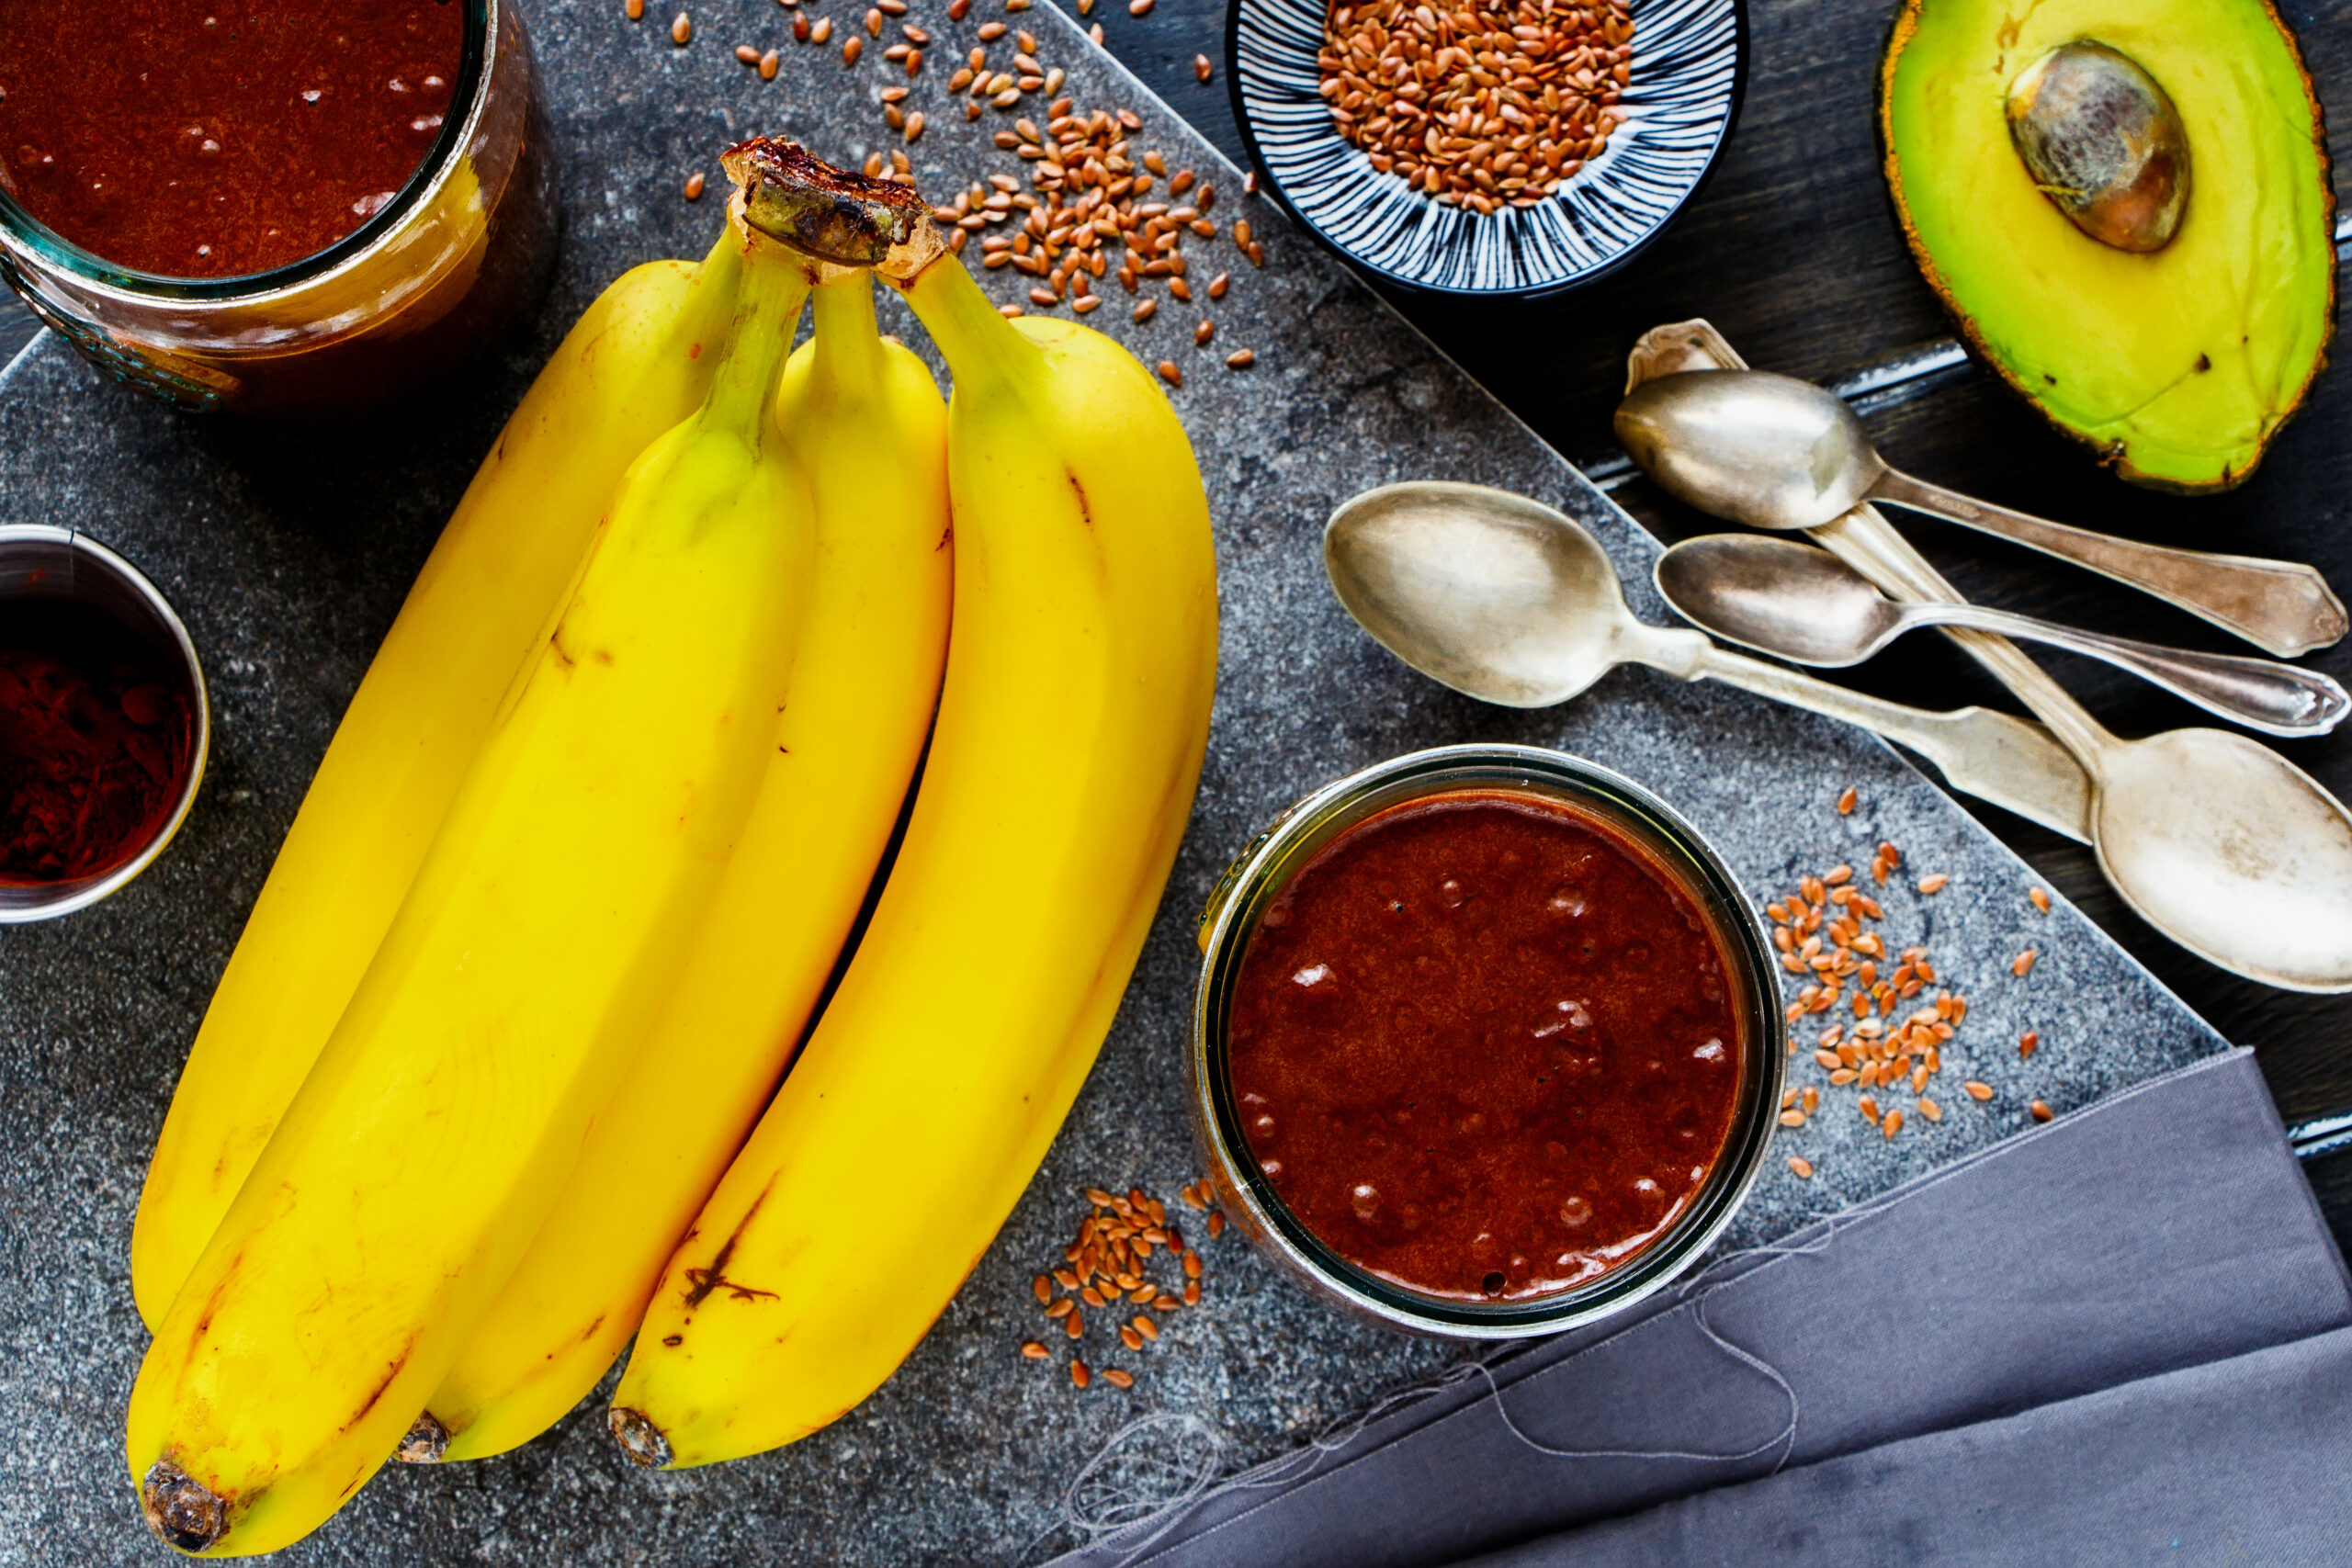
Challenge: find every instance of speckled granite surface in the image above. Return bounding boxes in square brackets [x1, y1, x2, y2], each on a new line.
[0, 3, 2227, 1562]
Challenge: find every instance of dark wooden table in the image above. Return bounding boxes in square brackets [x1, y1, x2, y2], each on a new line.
[7, 0, 2348, 1241]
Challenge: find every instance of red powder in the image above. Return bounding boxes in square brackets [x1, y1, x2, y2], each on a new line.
[0, 603, 195, 885]
[0, 1, 466, 278]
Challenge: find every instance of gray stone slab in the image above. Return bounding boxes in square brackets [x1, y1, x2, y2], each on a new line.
[0, 2, 2227, 1563]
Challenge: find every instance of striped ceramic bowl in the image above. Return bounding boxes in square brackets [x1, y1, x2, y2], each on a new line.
[1227, 0, 1747, 297]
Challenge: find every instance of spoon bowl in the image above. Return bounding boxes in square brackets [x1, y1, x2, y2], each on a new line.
[1615, 369, 1881, 533]
[2091, 729, 2352, 991]
[1323, 481, 1650, 707]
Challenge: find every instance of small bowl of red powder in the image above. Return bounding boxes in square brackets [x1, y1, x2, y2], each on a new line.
[1192, 744, 1781, 1337]
[0, 525, 208, 921]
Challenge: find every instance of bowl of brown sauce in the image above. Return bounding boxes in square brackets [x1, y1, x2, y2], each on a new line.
[1192, 744, 1781, 1337]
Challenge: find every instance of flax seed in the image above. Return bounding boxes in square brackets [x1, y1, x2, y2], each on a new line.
[1917, 874, 1949, 895]
[1158, 360, 1182, 387]
[2030, 1100, 2053, 1122]
[1787, 1156, 1814, 1179]
[2029, 886, 2050, 912]
[1837, 786, 1857, 815]
[1103, 1367, 1136, 1389]
[812, 16, 831, 39]
[671, 11, 693, 44]
[682, 171, 706, 200]
[1066, 1311, 1084, 1337]
[1120, 1325, 1143, 1350]
[1071, 1359, 1091, 1387]
[627, 0, 645, 17]
[1882, 1108, 1904, 1138]
[1963, 1080, 1994, 1101]
[1206, 1212, 1224, 1238]
[2011, 948, 2038, 977]
[1023, 1340, 1049, 1359]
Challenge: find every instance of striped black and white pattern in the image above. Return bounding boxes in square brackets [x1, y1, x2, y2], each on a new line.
[1229, 0, 1746, 296]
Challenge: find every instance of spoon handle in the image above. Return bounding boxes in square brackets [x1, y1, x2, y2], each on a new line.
[1868, 468, 2348, 659]
[1906, 604, 2352, 739]
[1682, 644, 2093, 842]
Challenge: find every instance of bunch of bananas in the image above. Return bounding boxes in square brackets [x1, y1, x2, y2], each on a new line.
[124, 141, 1217, 1556]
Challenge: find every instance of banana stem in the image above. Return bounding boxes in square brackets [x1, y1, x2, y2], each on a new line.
[808, 269, 886, 402]
[697, 236, 815, 445]
[897, 253, 1046, 396]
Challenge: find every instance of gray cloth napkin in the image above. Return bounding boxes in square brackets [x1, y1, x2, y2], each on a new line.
[1050, 1049, 2350, 1568]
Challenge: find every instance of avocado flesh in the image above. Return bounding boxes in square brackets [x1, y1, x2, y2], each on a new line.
[1881, 0, 2334, 491]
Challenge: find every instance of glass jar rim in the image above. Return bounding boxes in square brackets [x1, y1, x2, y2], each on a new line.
[0, 0, 491, 302]
[1191, 745, 1785, 1338]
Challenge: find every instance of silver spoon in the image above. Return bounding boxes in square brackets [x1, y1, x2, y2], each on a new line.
[1327, 480, 2352, 993]
[1325, 480, 2092, 843]
[1656, 534, 2351, 739]
[1614, 369, 2348, 659]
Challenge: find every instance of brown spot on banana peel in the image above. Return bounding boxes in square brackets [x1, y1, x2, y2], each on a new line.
[141, 1461, 230, 1553]
[340, 1336, 416, 1436]
[1067, 470, 1094, 530]
[679, 1176, 778, 1309]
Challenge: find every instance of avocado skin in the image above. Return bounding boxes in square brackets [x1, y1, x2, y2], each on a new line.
[1878, 0, 2335, 493]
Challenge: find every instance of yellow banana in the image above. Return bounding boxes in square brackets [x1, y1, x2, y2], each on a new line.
[131, 228, 747, 1331]
[609, 147, 1217, 1470]
[125, 232, 818, 1557]
[416, 267, 952, 1465]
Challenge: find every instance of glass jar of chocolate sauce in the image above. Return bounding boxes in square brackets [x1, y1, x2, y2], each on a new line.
[0, 0, 557, 414]
[1191, 745, 1785, 1339]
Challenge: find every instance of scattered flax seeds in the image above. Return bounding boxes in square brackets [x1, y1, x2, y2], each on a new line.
[1786, 1156, 1814, 1179]
[2030, 1100, 2053, 1122]
[1024, 1180, 1222, 1392]
[672, 10, 692, 43]
[2019, 1031, 2039, 1058]
[681, 171, 707, 200]
[1764, 832, 2041, 1156]
[1836, 786, 1858, 816]
[2011, 949, 2039, 978]
[2029, 886, 2050, 913]
[1317, 0, 1633, 213]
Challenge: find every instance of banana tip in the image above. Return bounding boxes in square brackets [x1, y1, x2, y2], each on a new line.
[394, 1413, 450, 1465]
[141, 1461, 228, 1553]
[608, 1406, 673, 1470]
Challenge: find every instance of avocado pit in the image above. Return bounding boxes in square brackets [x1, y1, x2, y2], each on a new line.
[2006, 40, 2190, 252]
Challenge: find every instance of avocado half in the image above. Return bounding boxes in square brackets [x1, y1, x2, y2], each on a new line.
[1878, 0, 2335, 491]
